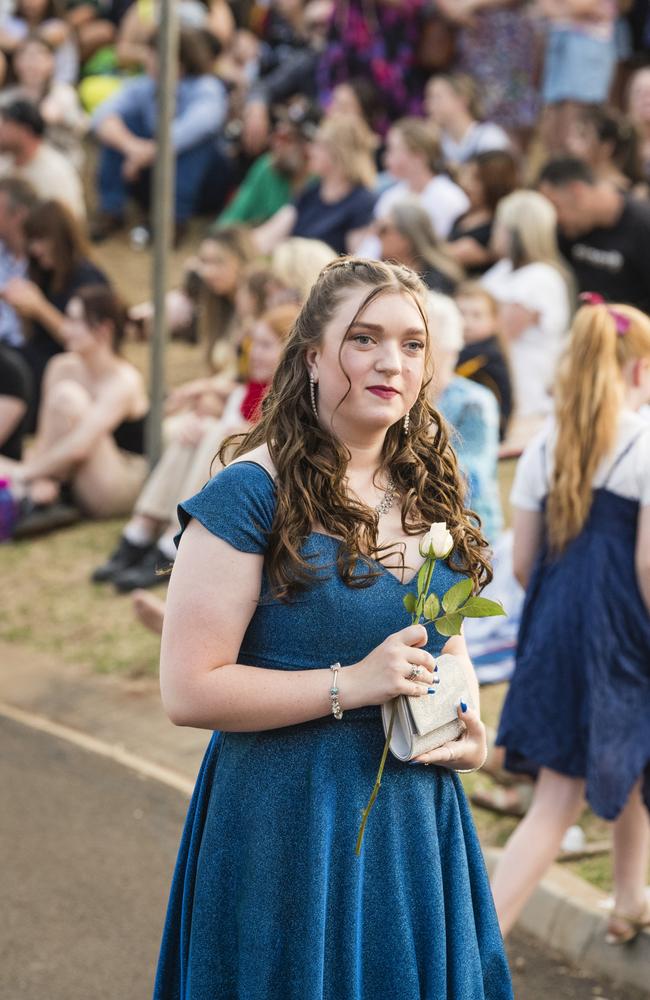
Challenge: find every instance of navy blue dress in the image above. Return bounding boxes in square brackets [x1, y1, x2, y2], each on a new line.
[153, 462, 513, 1000]
[497, 445, 650, 821]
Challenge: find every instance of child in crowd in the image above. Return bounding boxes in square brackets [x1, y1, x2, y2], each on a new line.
[455, 281, 513, 441]
[492, 298, 650, 945]
[427, 290, 503, 546]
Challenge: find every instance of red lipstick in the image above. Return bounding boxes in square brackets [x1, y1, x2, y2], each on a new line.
[367, 385, 400, 399]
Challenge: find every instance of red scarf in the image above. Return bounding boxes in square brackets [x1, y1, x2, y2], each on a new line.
[240, 381, 268, 423]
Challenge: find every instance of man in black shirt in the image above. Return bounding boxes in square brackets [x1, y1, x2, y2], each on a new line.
[538, 157, 650, 311]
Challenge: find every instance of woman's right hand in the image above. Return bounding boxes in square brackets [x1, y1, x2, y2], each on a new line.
[342, 624, 437, 709]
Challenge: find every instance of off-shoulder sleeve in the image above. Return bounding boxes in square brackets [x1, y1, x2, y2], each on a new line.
[175, 461, 276, 554]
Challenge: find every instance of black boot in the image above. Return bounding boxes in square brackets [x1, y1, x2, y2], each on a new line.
[112, 544, 172, 593]
[89, 212, 125, 243]
[92, 536, 152, 584]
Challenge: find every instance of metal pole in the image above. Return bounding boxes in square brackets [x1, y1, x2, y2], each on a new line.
[147, 0, 178, 467]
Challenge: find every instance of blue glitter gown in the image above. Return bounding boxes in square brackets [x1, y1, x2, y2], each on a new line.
[153, 462, 513, 1000]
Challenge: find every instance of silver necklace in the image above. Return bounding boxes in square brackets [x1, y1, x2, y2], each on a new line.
[375, 475, 397, 518]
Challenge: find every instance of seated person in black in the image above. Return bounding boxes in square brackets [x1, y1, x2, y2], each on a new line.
[0, 285, 148, 522]
[538, 157, 650, 312]
[454, 282, 513, 441]
[446, 150, 518, 277]
[0, 342, 31, 460]
[1, 199, 109, 431]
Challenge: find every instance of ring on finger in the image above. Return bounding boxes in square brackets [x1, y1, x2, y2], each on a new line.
[407, 665, 423, 680]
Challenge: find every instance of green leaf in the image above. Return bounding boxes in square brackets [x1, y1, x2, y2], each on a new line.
[433, 612, 463, 637]
[416, 559, 432, 598]
[442, 577, 473, 613]
[402, 593, 417, 615]
[422, 593, 440, 621]
[459, 597, 507, 619]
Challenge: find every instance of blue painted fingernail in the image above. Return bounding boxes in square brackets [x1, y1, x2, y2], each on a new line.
[408, 760, 420, 765]
[427, 687, 437, 694]
[434, 665, 438, 672]
[460, 701, 468, 713]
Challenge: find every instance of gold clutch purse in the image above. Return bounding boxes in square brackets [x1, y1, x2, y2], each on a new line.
[380, 654, 474, 761]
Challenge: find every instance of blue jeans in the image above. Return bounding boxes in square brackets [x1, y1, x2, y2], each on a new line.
[97, 106, 225, 222]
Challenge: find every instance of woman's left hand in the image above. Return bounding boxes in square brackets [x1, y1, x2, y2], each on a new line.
[412, 704, 487, 770]
[0, 278, 45, 318]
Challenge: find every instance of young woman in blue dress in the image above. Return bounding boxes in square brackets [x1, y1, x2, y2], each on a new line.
[154, 257, 513, 999]
[492, 299, 650, 945]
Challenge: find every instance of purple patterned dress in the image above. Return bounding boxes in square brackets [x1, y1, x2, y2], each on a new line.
[456, 5, 541, 132]
[317, 0, 428, 134]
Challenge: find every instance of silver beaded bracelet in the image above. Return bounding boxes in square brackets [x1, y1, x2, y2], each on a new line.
[329, 662, 343, 720]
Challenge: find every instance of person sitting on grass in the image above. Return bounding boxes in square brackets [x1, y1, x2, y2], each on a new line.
[2, 196, 108, 430]
[127, 225, 256, 372]
[445, 150, 519, 277]
[252, 114, 377, 256]
[215, 100, 319, 228]
[0, 99, 85, 218]
[0, 284, 149, 531]
[92, 302, 300, 598]
[2, 32, 89, 169]
[89, 27, 229, 246]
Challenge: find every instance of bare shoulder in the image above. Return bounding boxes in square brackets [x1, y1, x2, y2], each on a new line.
[115, 358, 145, 392]
[46, 352, 82, 380]
[229, 442, 277, 480]
[103, 359, 148, 412]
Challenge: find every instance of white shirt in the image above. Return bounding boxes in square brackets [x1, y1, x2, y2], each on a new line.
[356, 174, 470, 260]
[481, 259, 570, 418]
[511, 409, 650, 511]
[441, 121, 511, 166]
[375, 175, 469, 240]
[0, 142, 85, 219]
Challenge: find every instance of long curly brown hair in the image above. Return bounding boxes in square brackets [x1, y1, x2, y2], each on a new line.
[220, 257, 491, 600]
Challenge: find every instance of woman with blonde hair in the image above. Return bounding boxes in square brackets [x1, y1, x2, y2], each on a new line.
[269, 237, 337, 303]
[253, 115, 377, 255]
[152, 257, 513, 998]
[481, 190, 572, 422]
[378, 198, 464, 296]
[492, 298, 650, 945]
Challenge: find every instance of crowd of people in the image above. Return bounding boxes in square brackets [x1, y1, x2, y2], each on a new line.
[0, 0, 649, 990]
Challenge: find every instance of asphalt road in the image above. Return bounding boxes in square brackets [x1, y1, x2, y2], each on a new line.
[1, 716, 646, 1000]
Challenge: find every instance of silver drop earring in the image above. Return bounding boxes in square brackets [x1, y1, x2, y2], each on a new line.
[309, 375, 318, 419]
[403, 411, 410, 436]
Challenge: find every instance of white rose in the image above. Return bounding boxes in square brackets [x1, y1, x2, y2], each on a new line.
[419, 522, 453, 559]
